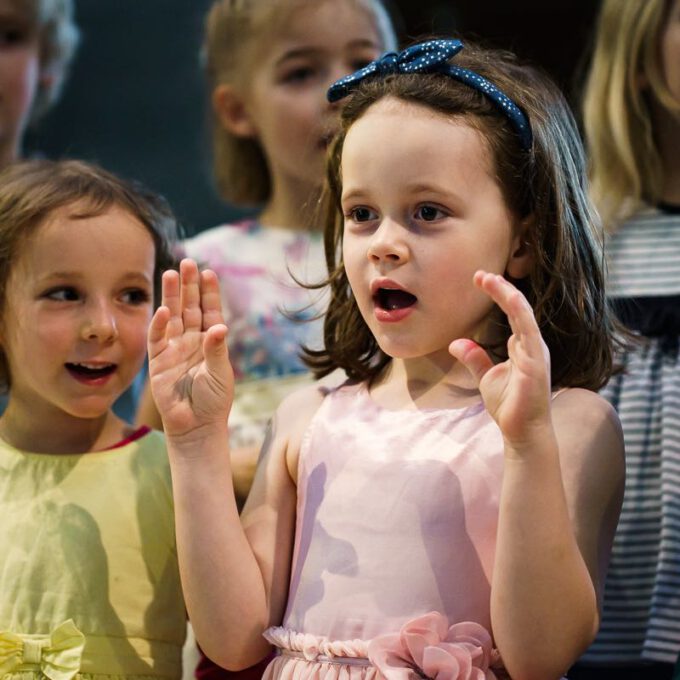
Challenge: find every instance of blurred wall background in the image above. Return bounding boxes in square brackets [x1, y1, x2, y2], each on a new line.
[24, 0, 599, 236]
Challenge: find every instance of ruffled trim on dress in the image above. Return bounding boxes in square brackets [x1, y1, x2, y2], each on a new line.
[263, 613, 508, 680]
[263, 627, 378, 680]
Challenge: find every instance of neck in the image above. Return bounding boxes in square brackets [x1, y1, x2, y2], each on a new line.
[371, 353, 481, 411]
[258, 175, 321, 231]
[652, 103, 680, 205]
[0, 397, 129, 454]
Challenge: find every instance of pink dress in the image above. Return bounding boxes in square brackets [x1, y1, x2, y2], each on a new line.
[263, 382, 509, 680]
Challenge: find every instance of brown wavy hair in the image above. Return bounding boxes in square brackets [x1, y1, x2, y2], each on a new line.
[0, 159, 178, 390]
[304, 40, 618, 391]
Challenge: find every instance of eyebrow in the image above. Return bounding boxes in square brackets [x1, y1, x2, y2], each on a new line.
[341, 183, 465, 205]
[340, 188, 368, 203]
[40, 271, 153, 284]
[274, 39, 381, 66]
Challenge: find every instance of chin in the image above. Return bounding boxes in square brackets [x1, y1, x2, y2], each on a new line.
[375, 339, 426, 360]
[64, 399, 118, 421]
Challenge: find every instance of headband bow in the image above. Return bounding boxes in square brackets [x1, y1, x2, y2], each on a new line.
[327, 39, 532, 151]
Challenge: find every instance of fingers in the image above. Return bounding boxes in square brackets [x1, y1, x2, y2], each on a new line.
[474, 270, 544, 356]
[161, 269, 184, 340]
[203, 323, 232, 391]
[163, 260, 225, 333]
[180, 259, 203, 332]
[449, 338, 494, 385]
[148, 306, 170, 360]
[200, 269, 226, 331]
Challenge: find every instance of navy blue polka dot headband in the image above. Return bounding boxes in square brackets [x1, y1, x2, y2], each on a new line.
[327, 39, 533, 151]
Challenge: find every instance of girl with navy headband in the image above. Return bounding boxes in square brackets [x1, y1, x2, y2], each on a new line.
[147, 39, 624, 680]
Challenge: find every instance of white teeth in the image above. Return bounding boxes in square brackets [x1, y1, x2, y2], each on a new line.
[73, 362, 113, 369]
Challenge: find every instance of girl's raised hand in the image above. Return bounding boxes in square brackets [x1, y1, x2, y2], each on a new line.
[449, 271, 552, 450]
[148, 259, 234, 439]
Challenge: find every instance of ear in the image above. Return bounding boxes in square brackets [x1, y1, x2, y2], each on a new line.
[212, 83, 257, 138]
[505, 215, 534, 280]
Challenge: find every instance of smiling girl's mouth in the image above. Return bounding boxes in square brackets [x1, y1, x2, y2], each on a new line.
[65, 362, 117, 381]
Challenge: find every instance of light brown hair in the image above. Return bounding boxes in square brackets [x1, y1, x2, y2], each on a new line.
[202, 0, 397, 206]
[0, 159, 178, 389]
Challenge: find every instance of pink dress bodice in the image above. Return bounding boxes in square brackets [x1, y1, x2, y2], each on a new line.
[264, 382, 507, 679]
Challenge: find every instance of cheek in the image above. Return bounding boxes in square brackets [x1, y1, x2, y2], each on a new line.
[120, 311, 153, 353]
[342, 238, 364, 285]
[0, 50, 40, 116]
[277, 93, 319, 131]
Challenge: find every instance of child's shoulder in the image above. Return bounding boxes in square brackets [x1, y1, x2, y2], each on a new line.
[552, 387, 619, 428]
[277, 372, 347, 416]
[273, 376, 348, 481]
[551, 387, 624, 481]
[275, 380, 335, 437]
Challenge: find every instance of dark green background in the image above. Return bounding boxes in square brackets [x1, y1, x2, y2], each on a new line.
[24, 0, 599, 236]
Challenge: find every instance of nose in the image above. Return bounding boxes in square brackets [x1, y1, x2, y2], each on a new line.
[367, 219, 409, 264]
[81, 299, 118, 343]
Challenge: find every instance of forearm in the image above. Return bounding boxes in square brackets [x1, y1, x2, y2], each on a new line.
[167, 428, 272, 669]
[491, 428, 598, 680]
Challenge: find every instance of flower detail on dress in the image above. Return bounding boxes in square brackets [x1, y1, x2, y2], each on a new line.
[366, 612, 501, 680]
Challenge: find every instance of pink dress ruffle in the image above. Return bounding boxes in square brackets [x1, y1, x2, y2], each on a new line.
[262, 626, 379, 680]
[262, 613, 508, 680]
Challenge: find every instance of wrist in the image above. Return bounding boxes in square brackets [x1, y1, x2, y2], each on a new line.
[502, 420, 558, 461]
[165, 423, 231, 460]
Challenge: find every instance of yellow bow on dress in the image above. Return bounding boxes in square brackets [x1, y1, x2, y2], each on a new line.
[0, 619, 85, 680]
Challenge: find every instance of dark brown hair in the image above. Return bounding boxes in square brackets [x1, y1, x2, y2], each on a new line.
[304, 40, 618, 391]
[0, 159, 178, 388]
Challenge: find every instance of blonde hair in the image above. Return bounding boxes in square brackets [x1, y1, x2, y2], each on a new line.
[14, 0, 80, 122]
[202, 0, 397, 206]
[582, 0, 680, 229]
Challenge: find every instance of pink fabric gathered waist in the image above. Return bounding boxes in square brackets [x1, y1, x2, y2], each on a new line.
[262, 613, 509, 680]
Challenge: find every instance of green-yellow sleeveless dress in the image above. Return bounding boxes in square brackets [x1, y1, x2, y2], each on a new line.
[0, 430, 185, 680]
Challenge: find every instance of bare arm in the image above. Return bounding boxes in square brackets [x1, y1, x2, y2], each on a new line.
[491, 391, 623, 680]
[148, 260, 322, 669]
[450, 271, 624, 680]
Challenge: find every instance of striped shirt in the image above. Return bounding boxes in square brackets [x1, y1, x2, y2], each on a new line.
[581, 206, 680, 665]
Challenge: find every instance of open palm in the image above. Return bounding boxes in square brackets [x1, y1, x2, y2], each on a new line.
[148, 259, 234, 438]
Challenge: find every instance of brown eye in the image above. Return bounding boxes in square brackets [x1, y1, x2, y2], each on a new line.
[415, 205, 445, 221]
[350, 207, 377, 222]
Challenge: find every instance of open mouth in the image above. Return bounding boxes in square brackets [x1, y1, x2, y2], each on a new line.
[65, 362, 117, 379]
[374, 288, 418, 311]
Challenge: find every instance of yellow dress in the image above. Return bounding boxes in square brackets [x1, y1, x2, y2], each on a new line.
[0, 430, 186, 680]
